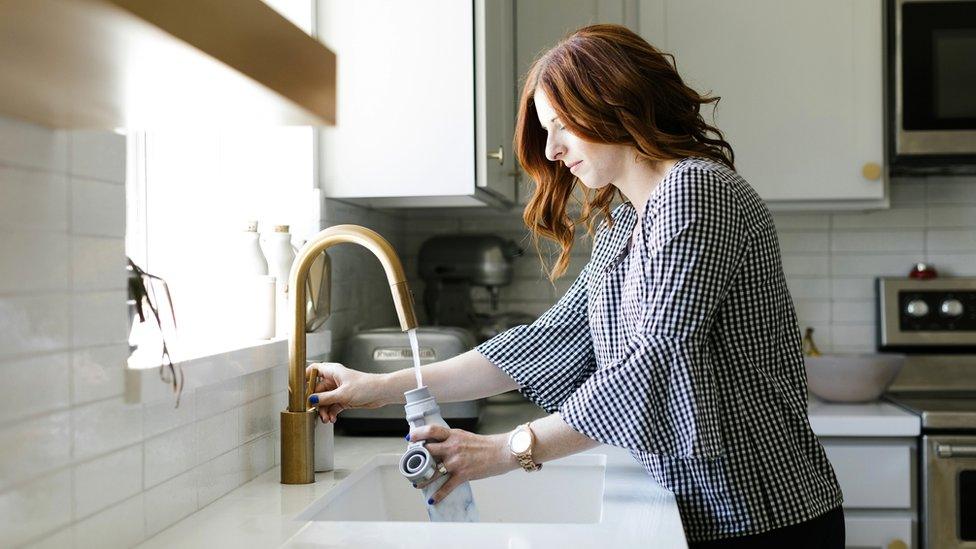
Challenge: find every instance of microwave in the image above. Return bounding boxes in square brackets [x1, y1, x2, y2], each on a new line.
[889, 0, 976, 172]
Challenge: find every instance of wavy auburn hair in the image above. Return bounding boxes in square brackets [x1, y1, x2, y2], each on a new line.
[517, 24, 735, 282]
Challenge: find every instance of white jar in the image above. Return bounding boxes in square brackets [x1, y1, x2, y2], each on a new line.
[263, 225, 297, 338]
[234, 222, 274, 340]
[239, 221, 268, 275]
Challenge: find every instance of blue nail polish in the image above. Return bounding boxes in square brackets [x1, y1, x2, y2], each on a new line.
[427, 498, 434, 505]
[309, 395, 319, 405]
[405, 434, 410, 441]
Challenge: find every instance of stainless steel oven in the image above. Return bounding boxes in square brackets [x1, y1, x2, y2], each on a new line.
[879, 276, 976, 548]
[889, 0, 976, 169]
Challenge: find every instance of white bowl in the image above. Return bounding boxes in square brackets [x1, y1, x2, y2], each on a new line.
[804, 353, 905, 403]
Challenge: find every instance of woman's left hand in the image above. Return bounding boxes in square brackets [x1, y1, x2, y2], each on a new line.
[407, 425, 519, 504]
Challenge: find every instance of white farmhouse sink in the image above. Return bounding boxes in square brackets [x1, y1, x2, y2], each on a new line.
[298, 454, 604, 523]
[284, 448, 687, 548]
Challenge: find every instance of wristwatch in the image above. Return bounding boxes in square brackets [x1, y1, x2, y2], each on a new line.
[507, 422, 542, 472]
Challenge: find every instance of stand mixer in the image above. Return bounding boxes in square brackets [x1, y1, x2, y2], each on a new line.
[418, 234, 531, 341]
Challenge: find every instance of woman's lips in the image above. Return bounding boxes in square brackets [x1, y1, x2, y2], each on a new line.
[569, 161, 582, 173]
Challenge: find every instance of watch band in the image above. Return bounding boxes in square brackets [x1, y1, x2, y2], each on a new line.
[510, 422, 542, 472]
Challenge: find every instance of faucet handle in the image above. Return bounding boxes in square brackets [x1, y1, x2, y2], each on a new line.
[304, 366, 319, 411]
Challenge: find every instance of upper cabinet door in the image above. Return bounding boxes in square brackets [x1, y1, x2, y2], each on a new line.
[317, 0, 516, 208]
[476, 0, 517, 203]
[317, 0, 475, 203]
[639, 0, 886, 207]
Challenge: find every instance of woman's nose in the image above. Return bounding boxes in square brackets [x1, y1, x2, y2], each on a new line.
[544, 135, 565, 162]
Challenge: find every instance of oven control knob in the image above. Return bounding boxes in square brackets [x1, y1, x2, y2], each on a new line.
[940, 298, 964, 317]
[905, 299, 929, 317]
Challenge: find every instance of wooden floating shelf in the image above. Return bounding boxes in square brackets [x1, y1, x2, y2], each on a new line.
[0, 0, 337, 128]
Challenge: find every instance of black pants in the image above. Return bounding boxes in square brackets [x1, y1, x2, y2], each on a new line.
[689, 506, 845, 549]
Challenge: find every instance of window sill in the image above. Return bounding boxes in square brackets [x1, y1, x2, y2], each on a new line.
[124, 330, 331, 404]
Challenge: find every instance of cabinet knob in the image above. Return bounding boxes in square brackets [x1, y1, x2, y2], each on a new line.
[862, 162, 883, 181]
[488, 146, 504, 165]
[887, 540, 907, 549]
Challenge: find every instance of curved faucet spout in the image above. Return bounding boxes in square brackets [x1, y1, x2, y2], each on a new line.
[281, 224, 418, 484]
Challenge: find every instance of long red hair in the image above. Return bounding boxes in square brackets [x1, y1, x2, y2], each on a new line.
[516, 24, 735, 281]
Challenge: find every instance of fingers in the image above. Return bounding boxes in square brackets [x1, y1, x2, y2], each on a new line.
[308, 387, 346, 408]
[429, 473, 464, 505]
[407, 424, 451, 443]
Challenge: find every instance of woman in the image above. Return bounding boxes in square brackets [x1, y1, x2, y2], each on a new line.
[307, 24, 844, 547]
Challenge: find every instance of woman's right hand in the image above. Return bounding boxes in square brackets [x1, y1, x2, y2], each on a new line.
[306, 362, 390, 424]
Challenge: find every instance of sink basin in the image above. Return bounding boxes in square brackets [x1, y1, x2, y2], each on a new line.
[299, 454, 604, 523]
[284, 448, 687, 548]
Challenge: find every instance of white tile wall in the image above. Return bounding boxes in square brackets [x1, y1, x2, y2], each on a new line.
[399, 176, 976, 354]
[0, 117, 300, 548]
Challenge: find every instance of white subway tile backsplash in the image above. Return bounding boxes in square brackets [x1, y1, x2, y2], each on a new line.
[830, 323, 876, 348]
[0, 411, 71, 491]
[781, 255, 830, 277]
[830, 230, 924, 253]
[195, 448, 244, 508]
[831, 300, 876, 323]
[0, 232, 69, 293]
[71, 493, 145, 549]
[785, 278, 830, 299]
[830, 254, 919, 277]
[71, 344, 127, 405]
[143, 471, 198, 536]
[71, 236, 126, 291]
[830, 277, 876, 300]
[927, 229, 976, 252]
[771, 212, 830, 230]
[0, 469, 72, 548]
[73, 397, 143, 461]
[924, 253, 976, 276]
[793, 300, 831, 324]
[0, 168, 68, 232]
[0, 118, 67, 172]
[926, 205, 976, 228]
[0, 353, 69, 424]
[195, 409, 239, 465]
[242, 433, 274, 482]
[240, 394, 276, 444]
[72, 444, 142, 519]
[71, 291, 128, 347]
[0, 295, 70, 360]
[143, 390, 196, 440]
[195, 378, 243, 419]
[144, 423, 197, 489]
[68, 131, 126, 184]
[71, 178, 124, 237]
[831, 208, 925, 229]
[777, 232, 829, 253]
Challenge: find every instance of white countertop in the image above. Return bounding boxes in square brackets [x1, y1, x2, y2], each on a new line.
[807, 397, 920, 437]
[137, 394, 685, 549]
[137, 394, 919, 548]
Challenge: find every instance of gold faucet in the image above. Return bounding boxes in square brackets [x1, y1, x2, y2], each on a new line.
[281, 224, 418, 484]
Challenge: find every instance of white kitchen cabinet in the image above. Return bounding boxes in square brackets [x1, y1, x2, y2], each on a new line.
[638, 0, 887, 210]
[821, 438, 917, 548]
[316, 0, 516, 208]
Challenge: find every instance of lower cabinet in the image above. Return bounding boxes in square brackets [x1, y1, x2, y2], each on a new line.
[820, 438, 917, 549]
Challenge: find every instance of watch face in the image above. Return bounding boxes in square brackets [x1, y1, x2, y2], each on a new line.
[511, 430, 531, 453]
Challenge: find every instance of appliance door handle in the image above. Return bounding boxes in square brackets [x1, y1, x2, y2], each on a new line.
[936, 444, 976, 458]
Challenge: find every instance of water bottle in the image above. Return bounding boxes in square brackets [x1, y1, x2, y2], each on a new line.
[398, 386, 479, 522]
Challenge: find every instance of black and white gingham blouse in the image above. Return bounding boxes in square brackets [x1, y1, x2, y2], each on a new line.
[475, 156, 843, 542]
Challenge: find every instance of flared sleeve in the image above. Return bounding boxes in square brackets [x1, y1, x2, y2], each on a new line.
[474, 261, 596, 412]
[559, 167, 752, 459]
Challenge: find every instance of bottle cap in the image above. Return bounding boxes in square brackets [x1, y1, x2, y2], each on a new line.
[245, 221, 259, 232]
[274, 225, 290, 233]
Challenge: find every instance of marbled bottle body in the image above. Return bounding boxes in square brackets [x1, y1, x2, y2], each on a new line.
[399, 386, 479, 522]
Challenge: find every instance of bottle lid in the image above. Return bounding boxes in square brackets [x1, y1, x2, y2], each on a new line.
[274, 225, 290, 233]
[245, 221, 259, 232]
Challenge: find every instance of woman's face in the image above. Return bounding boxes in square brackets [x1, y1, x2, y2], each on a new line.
[533, 89, 630, 190]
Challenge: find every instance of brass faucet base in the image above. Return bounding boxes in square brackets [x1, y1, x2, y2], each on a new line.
[280, 409, 316, 484]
